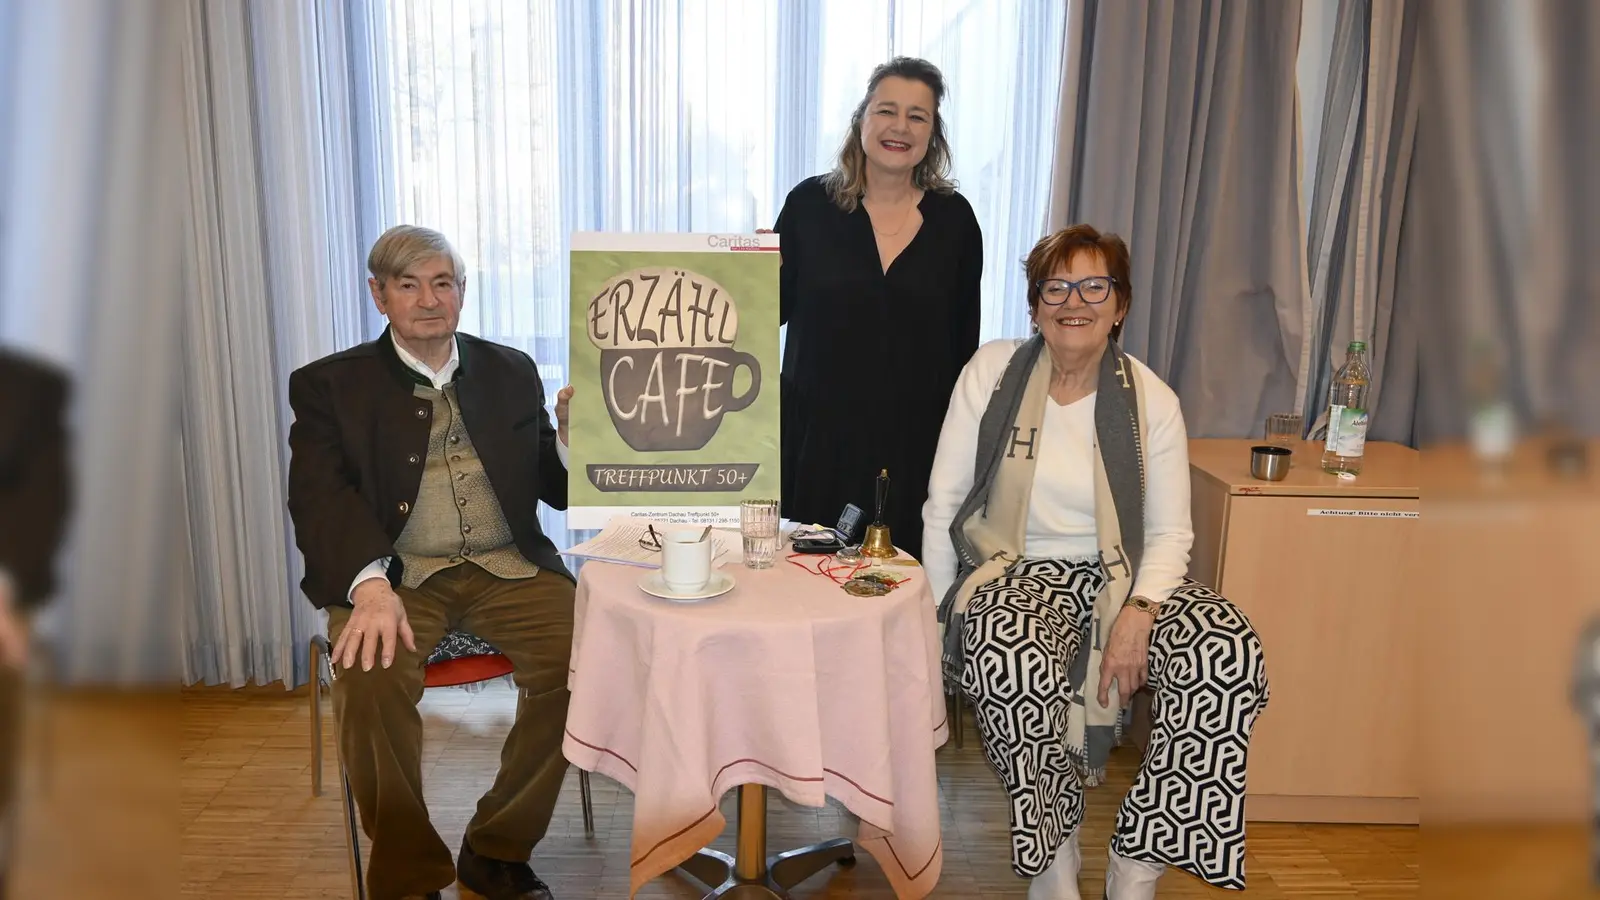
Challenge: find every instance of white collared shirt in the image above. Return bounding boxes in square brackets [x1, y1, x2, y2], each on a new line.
[347, 331, 568, 602]
[390, 331, 460, 390]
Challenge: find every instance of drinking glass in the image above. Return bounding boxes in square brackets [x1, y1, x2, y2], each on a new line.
[1265, 413, 1302, 448]
[1264, 412, 1303, 468]
[739, 499, 780, 569]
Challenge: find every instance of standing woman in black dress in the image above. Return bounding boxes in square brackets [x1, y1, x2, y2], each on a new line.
[774, 56, 983, 560]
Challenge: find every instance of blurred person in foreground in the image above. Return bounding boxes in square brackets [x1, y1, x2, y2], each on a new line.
[0, 350, 71, 900]
[922, 226, 1269, 899]
[286, 225, 574, 900]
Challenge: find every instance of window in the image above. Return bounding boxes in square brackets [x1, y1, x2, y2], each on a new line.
[368, 0, 1066, 539]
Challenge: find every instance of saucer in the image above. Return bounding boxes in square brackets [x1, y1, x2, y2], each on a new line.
[639, 569, 735, 602]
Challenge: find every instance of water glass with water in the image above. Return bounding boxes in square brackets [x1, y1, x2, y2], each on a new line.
[739, 499, 780, 569]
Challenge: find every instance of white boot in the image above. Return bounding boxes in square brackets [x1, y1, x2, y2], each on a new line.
[1105, 845, 1164, 899]
[1028, 830, 1083, 900]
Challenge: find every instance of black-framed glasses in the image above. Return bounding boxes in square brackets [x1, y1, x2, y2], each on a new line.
[638, 524, 662, 552]
[1035, 276, 1117, 306]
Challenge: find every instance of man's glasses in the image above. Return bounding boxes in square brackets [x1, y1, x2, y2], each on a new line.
[1035, 276, 1117, 306]
[638, 523, 663, 552]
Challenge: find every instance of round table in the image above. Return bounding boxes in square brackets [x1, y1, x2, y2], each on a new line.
[561, 544, 949, 899]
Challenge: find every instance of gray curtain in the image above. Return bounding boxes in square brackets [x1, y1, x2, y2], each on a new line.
[1300, 0, 1419, 445]
[1048, 0, 1307, 439]
[1408, 0, 1598, 441]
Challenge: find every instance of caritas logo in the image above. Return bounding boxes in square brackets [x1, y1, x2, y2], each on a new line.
[705, 234, 763, 250]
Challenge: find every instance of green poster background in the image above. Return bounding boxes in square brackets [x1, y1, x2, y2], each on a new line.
[568, 248, 781, 515]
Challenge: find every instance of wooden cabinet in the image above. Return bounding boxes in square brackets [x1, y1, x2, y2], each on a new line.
[1419, 441, 1598, 823]
[1186, 438, 1419, 824]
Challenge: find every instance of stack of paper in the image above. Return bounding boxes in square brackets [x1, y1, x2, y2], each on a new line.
[561, 515, 735, 568]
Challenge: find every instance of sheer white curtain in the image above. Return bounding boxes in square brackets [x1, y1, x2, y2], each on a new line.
[175, 0, 1069, 687]
[800, 0, 1068, 340]
[363, 0, 1067, 548]
[180, 0, 373, 688]
[1, 0, 186, 685]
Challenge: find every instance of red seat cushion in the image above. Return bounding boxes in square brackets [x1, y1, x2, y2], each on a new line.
[424, 652, 514, 688]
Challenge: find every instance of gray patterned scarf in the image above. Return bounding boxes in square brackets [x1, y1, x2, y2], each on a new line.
[937, 334, 1148, 783]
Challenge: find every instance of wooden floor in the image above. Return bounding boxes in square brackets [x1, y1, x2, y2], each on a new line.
[101, 681, 1422, 899]
[9, 689, 1593, 899]
[13, 682, 1510, 898]
[9, 692, 179, 900]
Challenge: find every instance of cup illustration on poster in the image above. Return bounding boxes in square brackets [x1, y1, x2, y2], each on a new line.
[586, 266, 762, 452]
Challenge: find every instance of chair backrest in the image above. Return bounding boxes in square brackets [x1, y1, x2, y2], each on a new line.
[424, 630, 513, 688]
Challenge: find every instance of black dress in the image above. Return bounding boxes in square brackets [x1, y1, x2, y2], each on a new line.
[774, 175, 983, 560]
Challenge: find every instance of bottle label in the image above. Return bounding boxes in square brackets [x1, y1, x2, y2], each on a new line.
[1336, 408, 1368, 457]
[1326, 405, 1345, 452]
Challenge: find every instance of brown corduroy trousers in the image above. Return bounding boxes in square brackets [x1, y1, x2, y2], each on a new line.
[327, 563, 574, 900]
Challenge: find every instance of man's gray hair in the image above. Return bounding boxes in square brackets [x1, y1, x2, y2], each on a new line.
[367, 225, 467, 288]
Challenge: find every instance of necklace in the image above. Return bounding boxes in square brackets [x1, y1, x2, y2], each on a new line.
[866, 197, 916, 237]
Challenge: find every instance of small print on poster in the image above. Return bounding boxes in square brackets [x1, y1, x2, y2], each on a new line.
[567, 232, 780, 529]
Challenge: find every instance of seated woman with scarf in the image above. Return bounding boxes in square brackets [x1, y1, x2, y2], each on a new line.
[922, 224, 1269, 900]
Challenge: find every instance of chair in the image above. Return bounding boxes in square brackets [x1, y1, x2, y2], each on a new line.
[309, 632, 594, 900]
[24, 627, 59, 793]
[948, 690, 965, 749]
[935, 621, 965, 750]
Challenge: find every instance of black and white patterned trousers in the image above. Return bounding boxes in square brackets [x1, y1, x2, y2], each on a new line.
[961, 558, 1269, 889]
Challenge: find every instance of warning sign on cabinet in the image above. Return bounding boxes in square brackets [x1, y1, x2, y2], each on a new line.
[1306, 509, 1419, 519]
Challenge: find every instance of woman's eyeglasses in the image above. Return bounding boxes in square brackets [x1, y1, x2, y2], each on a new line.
[1035, 276, 1117, 306]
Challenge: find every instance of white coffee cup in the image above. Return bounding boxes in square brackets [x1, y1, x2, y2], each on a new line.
[660, 527, 712, 593]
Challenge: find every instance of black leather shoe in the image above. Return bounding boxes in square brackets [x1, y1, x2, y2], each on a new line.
[456, 840, 554, 900]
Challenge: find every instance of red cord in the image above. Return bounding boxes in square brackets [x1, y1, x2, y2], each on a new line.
[785, 552, 866, 586]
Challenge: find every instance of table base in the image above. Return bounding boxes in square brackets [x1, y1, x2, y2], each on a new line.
[676, 785, 856, 899]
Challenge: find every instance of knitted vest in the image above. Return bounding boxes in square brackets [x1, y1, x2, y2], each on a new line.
[395, 383, 540, 588]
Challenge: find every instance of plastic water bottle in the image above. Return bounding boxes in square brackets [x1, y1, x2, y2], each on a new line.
[1321, 341, 1371, 476]
[1465, 337, 1515, 467]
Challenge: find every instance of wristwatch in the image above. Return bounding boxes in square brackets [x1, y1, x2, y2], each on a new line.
[1122, 594, 1160, 617]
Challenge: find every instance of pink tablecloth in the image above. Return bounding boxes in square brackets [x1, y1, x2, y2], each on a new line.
[562, 551, 949, 898]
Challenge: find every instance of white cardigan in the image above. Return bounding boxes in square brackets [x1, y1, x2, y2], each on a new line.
[920, 339, 1195, 605]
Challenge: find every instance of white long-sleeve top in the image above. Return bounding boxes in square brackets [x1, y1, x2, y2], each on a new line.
[921, 339, 1194, 605]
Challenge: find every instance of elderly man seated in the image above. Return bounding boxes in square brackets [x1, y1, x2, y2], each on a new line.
[287, 225, 575, 900]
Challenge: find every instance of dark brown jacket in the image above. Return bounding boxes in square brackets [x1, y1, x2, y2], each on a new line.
[286, 328, 571, 611]
[0, 350, 71, 611]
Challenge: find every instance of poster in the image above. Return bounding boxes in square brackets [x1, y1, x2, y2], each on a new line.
[567, 232, 781, 529]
